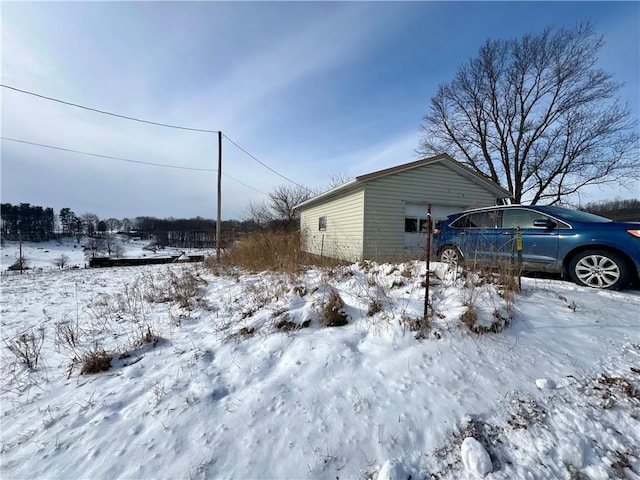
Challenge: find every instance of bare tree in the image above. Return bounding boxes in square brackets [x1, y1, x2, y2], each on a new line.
[82, 213, 100, 236]
[103, 235, 119, 256]
[418, 23, 639, 205]
[106, 218, 122, 232]
[113, 241, 125, 258]
[53, 254, 70, 269]
[247, 185, 314, 230]
[84, 237, 105, 259]
[327, 172, 353, 190]
[121, 218, 133, 232]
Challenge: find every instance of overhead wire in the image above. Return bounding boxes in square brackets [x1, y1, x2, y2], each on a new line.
[1, 136, 267, 195]
[0, 84, 218, 134]
[2, 83, 309, 190]
[1, 137, 216, 171]
[223, 134, 313, 192]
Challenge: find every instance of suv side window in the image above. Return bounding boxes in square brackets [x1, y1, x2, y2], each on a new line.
[451, 210, 502, 228]
[502, 209, 543, 228]
[502, 209, 569, 229]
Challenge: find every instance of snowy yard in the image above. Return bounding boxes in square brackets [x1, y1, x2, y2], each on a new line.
[1, 241, 639, 479]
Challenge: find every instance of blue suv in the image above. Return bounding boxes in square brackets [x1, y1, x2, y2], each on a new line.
[432, 204, 640, 290]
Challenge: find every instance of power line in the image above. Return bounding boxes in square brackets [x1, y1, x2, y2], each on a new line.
[1, 84, 219, 134]
[1, 136, 267, 194]
[1, 137, 216, 171]
[223, 175, 267, 195]
[2, 83, 304, 192]
[223, 134, 313, 192]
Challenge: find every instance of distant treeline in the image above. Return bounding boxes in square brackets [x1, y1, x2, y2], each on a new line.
[581, 198, 640, 222]
[1, 203, 56, 241]
[0, 203, 258, 247]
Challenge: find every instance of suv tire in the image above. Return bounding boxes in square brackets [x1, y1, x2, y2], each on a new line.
[568, 250, 629, 290]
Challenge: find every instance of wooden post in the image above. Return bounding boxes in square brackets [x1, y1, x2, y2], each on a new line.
[516, 226, 523, 290]
[423, 203, 432, 322]
[216, 131, 222, 262]
[19, 236, 23, 273]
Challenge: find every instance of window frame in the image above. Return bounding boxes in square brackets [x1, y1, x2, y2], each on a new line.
[404, 217, 419, 233]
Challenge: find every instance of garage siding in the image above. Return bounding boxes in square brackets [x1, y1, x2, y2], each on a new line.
[362, 163, 498, 258]
[300, 187, 365, 261]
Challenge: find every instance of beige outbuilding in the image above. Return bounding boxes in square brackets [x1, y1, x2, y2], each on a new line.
[296, 153, 512, 261]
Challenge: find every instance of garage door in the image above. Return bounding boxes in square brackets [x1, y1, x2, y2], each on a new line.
[404, 203, 461, 251]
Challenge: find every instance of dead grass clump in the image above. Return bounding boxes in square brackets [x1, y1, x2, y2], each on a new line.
[80, 347, 112, 375]
[358, 260, 372, 272]
[400, 264, 413, 278]
[432, 418, 503, 475]
[367, 299, 383, 317]
[321, 288, 348, 327]
[275, 318, 311, 331]
[292, 285, 308, 297]
[596, 374, 638, 403]
[566, 465, 589, 480]
[224, 326, 257, 343]
[460, 304, 514, 334]
[489, 309, 515, 333]
[505, 392, 546, 430]
[460, 304, 479, 330]
[401, 313, 431, 338]
[55, 319, 80, 350]
[132, 324, 159, 348]
[216, 231, 344, 273]
[458, 272, 517, 334]
[610, 451, 634, 479]
[6, 328, 45, 369]
[166, 268, 207, 309]
[496, 269, 521, 296]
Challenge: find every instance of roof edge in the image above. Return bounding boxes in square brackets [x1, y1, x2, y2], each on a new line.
[296, 153, 512, 210]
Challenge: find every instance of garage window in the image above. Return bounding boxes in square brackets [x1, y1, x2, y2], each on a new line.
[406, 217, 431, 232]
[405, 218, 418, 232]
[318, 216, 327, 231]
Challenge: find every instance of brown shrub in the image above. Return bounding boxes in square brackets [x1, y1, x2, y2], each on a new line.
[367, 299, 383, 317]
[6, 328, 45, 369]
[208, 231, 345, 273]
[322, 288, 348, 327]
[275, 318, 312, 331]
[81, 348, 112, 374]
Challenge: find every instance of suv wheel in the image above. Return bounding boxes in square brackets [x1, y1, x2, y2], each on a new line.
[568, 250, 629, 290]
[439, 246, 462, 267]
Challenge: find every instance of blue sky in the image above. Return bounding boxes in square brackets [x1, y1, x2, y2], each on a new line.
[1, 1, 638, 220]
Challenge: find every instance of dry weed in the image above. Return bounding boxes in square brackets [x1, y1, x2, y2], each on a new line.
[55, 318, 80, 351]
[367, 299, 383, 317]
[5, 328, 45, 369]
[275, 317, 311, 331]
[80, 347, 112, 375]
[321, 288, 348, 327]
[215, 230, 344, 273]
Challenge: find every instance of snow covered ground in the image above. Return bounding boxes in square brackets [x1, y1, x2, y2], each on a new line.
[1, 241, 639, 479]
[0, 237, 213, 271]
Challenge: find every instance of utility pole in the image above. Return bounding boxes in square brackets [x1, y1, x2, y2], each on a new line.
[216, 131, 222, 262]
